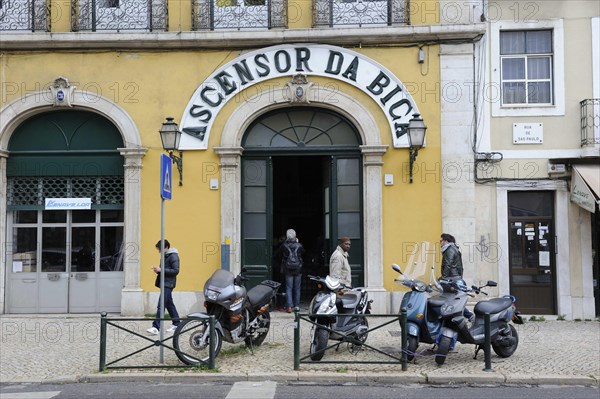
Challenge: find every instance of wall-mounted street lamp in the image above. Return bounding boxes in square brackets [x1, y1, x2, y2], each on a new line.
[407, 113, 427, 184]
[159, 117, 184, 186]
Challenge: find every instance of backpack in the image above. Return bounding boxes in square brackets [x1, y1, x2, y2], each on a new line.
[284, 243, 302, 271]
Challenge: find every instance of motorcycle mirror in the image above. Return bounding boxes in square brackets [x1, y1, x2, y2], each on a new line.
[391, 263, 403, 274]
[487, 280, 497, 287]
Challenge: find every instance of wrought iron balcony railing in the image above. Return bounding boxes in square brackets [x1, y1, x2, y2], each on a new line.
[313, 0, 410, 27]
[580, 99, 600, 146]
[0, 0, 50, 31]
[193, 0, 287, 30]
[71, 0, 167, 32]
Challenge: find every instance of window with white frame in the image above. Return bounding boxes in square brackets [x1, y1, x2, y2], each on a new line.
[500, 30, 553, 106]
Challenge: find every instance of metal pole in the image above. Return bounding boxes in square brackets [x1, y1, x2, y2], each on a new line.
[400, 307, 408, 371]
[483, 312, 492, 371]
[159, 198, 166, 363]
[294, 308, 300, 370]
[209, 315, 216, 369]
[99, 312, 107, 371]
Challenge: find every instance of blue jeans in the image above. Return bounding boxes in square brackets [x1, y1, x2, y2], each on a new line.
[152, 287, 180, 329]
[285, 274, 302, 308]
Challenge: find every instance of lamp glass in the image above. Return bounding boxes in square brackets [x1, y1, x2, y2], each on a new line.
[159, 117, 181, 151]
[407, 114, 427, 148]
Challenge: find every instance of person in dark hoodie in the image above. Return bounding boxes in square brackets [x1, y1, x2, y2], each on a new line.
[147, 239, 181, 335]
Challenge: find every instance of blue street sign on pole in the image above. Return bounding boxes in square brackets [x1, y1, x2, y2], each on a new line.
[160, 153, 172, 200]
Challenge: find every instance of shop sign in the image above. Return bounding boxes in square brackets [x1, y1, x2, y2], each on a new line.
[44, 198, 91, 210]
[180, 44, 420, 150]
[570, 169, 595, 213]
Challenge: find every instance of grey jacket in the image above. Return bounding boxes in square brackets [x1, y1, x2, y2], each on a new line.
[154, 248, 180, 289]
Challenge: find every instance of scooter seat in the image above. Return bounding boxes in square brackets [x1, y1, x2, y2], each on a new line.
[428, 296, 446, 307]
[474, 297, 513, 315]
[339, 292, 360, 309]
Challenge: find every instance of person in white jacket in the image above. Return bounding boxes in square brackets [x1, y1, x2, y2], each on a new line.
[329, 237, 352, 287]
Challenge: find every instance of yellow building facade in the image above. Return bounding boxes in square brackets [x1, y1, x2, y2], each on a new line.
[2, 1, 596, 318]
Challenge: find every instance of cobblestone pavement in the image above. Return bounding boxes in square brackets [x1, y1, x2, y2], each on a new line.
[1, 312, 598, 385]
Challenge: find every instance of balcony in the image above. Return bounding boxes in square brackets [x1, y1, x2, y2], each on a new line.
[192, 0, 287, 30]
[71, 0, 167, 32]
[0, 0, 50, 31]
[580, 99, 600, 147]
[313, 0, 409, 27]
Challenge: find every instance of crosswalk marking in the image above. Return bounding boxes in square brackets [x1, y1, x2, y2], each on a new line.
[226, 381, 277, 399]
[0, 392, 60, 399]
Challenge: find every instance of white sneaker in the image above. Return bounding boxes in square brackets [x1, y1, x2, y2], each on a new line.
[146, 327, 159, 335]
[166, 325, 178, 333]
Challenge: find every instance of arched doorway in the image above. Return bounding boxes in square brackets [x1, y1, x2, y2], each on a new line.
[5, 110, 125, 313]
[240, 107, 363, 301]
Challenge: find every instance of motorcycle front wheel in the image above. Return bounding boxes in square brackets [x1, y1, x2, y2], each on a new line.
[245, 310, 271, 347]
[435, 335, 452, 366]
[492, 324, 519, 358]
[309, 326, 329, 361]
[173, 319, 223, 365]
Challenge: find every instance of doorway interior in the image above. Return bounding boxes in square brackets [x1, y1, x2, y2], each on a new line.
[272, 155, 329, 302]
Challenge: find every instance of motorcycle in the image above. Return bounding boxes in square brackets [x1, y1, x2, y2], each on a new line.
[307, 275, 372, 361]
[391, 263, 446, 361]
[435, 276, 524, 366]
[173, 268, 280, 365]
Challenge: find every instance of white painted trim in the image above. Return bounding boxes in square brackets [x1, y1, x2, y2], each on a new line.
[593, 17, 600, 101]
[490, 19, 565, 117]
[592, 17, 600, 144]
[493, 149, 600, 159]
[497, 184, 570, 317]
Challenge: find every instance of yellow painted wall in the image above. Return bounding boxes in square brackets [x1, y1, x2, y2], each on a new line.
[0, 43, 441, 294]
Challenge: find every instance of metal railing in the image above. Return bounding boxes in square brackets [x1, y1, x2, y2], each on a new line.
[313, 0, 410, 28]
[580, 98, 600, 146]
[293, 308, 409, 370]
[0, 0, 50, 31]
[98, 313, 217, 370]
[192, 0, 287, 30]
[71, 0, 168, 32]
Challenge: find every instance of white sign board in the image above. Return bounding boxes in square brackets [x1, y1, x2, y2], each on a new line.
[45, 198, 91, 210]
[180, 44, 420, 150]
[513, 123, 543, 144]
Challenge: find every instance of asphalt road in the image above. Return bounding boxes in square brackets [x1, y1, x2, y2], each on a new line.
[1, 381, 598, 399]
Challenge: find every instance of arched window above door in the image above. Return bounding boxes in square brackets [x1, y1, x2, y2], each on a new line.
[242, 108, 361, 149]
[7, 110, 124, 177]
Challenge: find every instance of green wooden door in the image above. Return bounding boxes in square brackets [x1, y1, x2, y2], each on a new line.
[326, 156, 363, 287]
[241, 157, 272, 289]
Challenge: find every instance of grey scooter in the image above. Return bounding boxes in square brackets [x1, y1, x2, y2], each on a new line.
[435, 278, 524, 366]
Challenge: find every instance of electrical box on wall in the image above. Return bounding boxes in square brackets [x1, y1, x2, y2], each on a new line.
[210, 178, 219, 190]
[384, 174, 394, 185]
[547, 164, 566, 174]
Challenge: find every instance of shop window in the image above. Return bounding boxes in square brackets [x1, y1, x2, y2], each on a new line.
[500, 30, 553, 106]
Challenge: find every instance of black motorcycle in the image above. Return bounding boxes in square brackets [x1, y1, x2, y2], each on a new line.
[173, 268, 280, 365]
[307, 275, 372, 361]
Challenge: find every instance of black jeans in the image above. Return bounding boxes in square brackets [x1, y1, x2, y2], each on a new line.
[152, 287, 180, 329]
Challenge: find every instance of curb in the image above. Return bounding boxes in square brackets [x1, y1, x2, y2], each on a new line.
[41, 372, 596, 386]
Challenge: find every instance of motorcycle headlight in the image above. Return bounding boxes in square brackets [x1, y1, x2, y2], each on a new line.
[205, 290, 219, 301]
